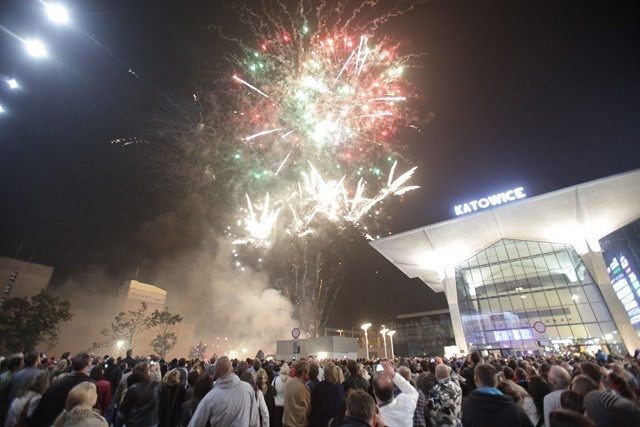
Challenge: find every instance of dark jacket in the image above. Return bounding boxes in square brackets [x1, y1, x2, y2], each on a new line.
[158, 384, 185, 427]
[29, 373, 94, 427]
[340, 416, 372, 427]
[461, 390, 533, 427]
[118, 380, 161, 427]
[310, 382, 344, 427]
[342, 374, 369, 395]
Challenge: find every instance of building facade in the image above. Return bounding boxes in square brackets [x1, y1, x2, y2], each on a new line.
[371, 170, 640, 356]
[389, 310, 455, 357]
[0, 257, 53, 304]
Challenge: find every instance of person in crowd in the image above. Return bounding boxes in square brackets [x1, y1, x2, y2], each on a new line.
[413, 373, 433, 427]
[429, 363, 462, 426]
[257, 368, 277, 427]
[52, 382, 107, 427]
[461, 363, 533, 427]
[273, 363, 291, 427]
[343, 361, 369, 395]
[544, 366, 572, 427]
[341, 390, 383, 427]
[548, 409, 596, 427]
[103, 358, 121, 398]
[605, 371, 637, 401]
[578, 363, 603, 390]
[89, 366, 110, 416]
[187, 356, 258, 427]
[180, 375, 213, 427]
[528, 375, 551, 427]
[460, 352, 481, 396]
[8, 353, 41, 404]
[52, 360, 69, 384]
[122, 351, 136, 371]
[559, 390, 583, 414]
[117, 362, 161, 427]
[500, 367, 529, 402]
[184, 371, 199, 402]
[240, 372, 270, 427]
[310, 362, 344, 427]
[372, 361, 417, 427]
[30, 352, 95, 427]
[159, 369, 186, 427]
[583, 389, 640, 426]
[0, 355, 23, 425]
[570, 375, 599, 399]
[4, 370, 49, 427]
[306, 363, 320, 393]
[515, 368, 530, 392]
[283, 359, 311, 427]
[176, 359, 189, 389]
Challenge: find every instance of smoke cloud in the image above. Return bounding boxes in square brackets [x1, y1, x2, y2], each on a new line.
[52, 239, 296, 358]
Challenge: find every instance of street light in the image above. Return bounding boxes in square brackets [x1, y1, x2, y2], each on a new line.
[7, 79, 18, 89]
[45, 3, 70, 25]
[25, 39, 47, 58]
[116, 340, 124, 356]
[361, 323, 372, 360]
[387, 330, 396, 359]
[380, 326, 389, 359]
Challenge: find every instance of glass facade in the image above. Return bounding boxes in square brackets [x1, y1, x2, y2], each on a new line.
[599, 218, 640, 334]
[456, 239, 624, 356]
[389, 313, 455, 357]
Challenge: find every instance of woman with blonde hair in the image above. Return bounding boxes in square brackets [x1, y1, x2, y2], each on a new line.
[310, 362, 344, 427]
[272, 363, 291, 427]
[159, 369, 185, 427]
[53, 382, 107, 427]
[257, 368, 277, 427]
[5, 370, 49, 427]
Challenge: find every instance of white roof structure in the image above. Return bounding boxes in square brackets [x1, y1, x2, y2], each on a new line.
[370, 169, 640, 293]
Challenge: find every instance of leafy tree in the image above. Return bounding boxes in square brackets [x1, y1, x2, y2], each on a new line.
[188, 341, 207, 359]
[146, 308, 183, 359]
[102, 302, 149, 351]
[0, 290, 73, 353]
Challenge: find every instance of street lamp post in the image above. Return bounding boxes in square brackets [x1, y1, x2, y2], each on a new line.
[116, 340, 124, 357]
[387, 330, 396, 359]
[381, 326, 389, 359]
[361, 323, 372, 360]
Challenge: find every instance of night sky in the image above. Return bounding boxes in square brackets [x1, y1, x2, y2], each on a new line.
[1, 1, 639, 333]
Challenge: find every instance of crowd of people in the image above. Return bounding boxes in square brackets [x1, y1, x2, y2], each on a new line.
[0, 347, 639, 427]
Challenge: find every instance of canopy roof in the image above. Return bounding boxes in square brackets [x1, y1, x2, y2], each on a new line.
[370, 170, 640, 293]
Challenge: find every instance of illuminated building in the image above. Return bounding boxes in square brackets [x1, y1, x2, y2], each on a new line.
[371, 170, 640, 356]
[0, 257, 53, 303]
[118, 280, 167, 354]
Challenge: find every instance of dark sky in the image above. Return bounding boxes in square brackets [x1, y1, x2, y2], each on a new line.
[1, 1, 639, 331]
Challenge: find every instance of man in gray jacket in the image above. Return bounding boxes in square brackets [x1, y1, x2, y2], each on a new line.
[188, 356, 259, 427]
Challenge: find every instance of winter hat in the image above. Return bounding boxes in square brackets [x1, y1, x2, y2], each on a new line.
[583, 390, 640, 426]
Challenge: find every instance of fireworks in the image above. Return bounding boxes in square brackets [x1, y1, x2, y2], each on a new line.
[223, 2, 424, 246]
[152, 1, 427, 335]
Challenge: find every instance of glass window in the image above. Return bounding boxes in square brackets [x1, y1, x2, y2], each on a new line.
[584, 285, 603, 303]
[546, 326, 560, 339]
[455, 239, 621, 353]
[536, 291, 555, 308]
[576, 304, 596, 323]
[584, 323, 603, 338]
[591, 302, 613, 322]
[569, 324, 588, 339]
[557, 325, 573, 338]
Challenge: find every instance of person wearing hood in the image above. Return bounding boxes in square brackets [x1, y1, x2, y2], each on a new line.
[461, 363, 532, 427]
[187, 356, 259, 427]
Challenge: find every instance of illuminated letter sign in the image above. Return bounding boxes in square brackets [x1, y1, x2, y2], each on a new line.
[454, 187, 526, 216]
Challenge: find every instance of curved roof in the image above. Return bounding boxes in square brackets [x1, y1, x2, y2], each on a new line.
[370, 169, 640, 292]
